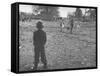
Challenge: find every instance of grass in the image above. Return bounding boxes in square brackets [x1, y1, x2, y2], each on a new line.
[19, 20, 96, 71]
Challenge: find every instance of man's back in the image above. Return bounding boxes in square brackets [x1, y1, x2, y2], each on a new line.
[33, 30, 46, 46]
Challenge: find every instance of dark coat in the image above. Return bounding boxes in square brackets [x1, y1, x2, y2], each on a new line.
[33, 30, 47, 47]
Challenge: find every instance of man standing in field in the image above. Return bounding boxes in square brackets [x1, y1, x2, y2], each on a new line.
[70, 18, 74, 34]
[33, 21, 47, 70]
[68, 18, 74, 34]
[60, 20, 65, 32]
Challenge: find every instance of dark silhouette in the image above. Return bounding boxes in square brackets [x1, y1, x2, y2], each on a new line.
[33, 21, 47, 70]
[70, 18, 74, 34]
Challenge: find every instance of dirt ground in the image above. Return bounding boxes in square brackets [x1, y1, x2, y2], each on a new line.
[19, 20, 96, 71]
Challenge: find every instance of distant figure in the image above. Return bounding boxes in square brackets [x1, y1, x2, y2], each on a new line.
[69, 18, 74, 34]
[76, 21, 81, 32]
[60, 21, 65, 32]
[33, 21, 47, 70]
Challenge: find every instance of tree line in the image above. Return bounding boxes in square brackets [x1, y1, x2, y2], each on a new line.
[19, 6, 96, 22]
[67, 8, 96, 22]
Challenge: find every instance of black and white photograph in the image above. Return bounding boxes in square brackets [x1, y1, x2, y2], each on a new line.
[17, 3, 97, 72]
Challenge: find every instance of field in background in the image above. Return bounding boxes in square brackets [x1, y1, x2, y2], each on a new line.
[19, 20, 96, 71]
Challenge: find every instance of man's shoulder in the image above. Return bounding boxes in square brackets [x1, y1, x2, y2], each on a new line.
[42, 31, 46, 35]
[34, 30, 38, 33]
[42, 30, 46, 33]
[34, 30, 46, 34]
[33, 31, 37, 36]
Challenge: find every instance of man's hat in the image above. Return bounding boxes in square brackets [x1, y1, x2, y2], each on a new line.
[36, 21, 43, 29]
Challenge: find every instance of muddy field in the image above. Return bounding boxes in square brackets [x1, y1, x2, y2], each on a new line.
[19, 20, 96, 71]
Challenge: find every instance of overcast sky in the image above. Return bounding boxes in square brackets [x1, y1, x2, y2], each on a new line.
[19, 5, 86, 17]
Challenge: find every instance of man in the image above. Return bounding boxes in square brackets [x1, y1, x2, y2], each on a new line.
[33, 21, 47, 70]
[60, 20, 65, 32]
[70, 18, 74, 34]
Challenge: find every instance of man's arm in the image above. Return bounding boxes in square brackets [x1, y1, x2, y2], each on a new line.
[33, 32, 36, 45]
[44, 32, 47, 45]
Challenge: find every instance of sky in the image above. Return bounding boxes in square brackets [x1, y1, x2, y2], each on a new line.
[19, 5, 86, 17]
